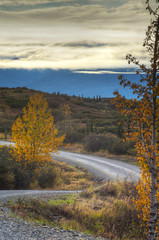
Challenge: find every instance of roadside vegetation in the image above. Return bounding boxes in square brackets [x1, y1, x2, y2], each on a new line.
[0, 145, 95, 190]
[7, 180, 148, 240]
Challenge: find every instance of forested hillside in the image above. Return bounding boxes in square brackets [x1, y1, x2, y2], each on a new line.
[0, 87, 134, 157]
[0, 87, 118, 137]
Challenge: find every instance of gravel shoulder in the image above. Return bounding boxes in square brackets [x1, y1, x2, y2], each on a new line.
[0, 191, 106, 240]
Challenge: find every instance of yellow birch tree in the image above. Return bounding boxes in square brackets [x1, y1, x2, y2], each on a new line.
[11, 94, 65, 174]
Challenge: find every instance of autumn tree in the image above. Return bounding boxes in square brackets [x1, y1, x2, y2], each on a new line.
[113, 1, 159, 239]
[11, 94, 65, 178]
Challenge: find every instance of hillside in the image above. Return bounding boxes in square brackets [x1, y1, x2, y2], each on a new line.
[0, 87, 120, 142]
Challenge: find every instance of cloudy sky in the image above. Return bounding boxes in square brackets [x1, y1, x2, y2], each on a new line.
[0, 0, 157, 72]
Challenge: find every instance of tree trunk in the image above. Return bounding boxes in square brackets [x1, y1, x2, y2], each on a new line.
[149, 16, 159, 240]
[149, 169, 157, 240]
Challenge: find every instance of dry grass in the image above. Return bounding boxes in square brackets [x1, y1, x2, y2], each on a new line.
[50, 160, 96, 190]
[7, 180, 148, 240]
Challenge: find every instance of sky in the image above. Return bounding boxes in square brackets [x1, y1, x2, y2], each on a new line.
[0, 0, 158, 74]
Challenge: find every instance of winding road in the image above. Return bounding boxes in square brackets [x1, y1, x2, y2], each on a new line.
[0, 140, 140, 182]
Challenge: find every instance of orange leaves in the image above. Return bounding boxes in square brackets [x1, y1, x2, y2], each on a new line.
[113, 54, 159, 233]
[11, 94, 65, 171]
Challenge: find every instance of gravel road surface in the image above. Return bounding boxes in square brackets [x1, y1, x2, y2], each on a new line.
[53, 151, 140, 181]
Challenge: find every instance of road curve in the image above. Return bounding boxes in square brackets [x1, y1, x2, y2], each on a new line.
[0, 140, 140, 182]
[53, 151, 140, 181]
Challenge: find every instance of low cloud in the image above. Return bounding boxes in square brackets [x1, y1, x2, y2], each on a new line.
[0, 0, 154, 69]
[54, 41, 113, 48]
[73, 70, 137, 74]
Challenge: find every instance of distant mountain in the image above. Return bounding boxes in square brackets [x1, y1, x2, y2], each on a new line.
[0, 68, 140, 98]
[28, 70, 118, 96]
[0, 68, 48, 87]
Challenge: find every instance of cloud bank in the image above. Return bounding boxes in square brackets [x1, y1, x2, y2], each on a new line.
[0, 0, 156, 70]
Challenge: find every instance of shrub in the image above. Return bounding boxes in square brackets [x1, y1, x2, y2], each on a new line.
[64, 129, 84, 143]
[0, 163, 14, 189]
[84, 134, 117, 152]
[108, 139, 127, 155]
[37, 165, 56, 188]
[13, 168, 32, 189]
[84, 134, 133, 155]
[0, 146, 14, 189]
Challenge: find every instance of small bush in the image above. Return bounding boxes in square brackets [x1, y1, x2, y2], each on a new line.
[84, 134, 117, 152]
[65, 129, 83, 143]
[0, 146, 14, 189]
[13, 168, 32, 189]
[84, 134, 132, 155]
[37, 165, 56, 188]
[0, 164, 14, 189]
[108, 139, 128, 155]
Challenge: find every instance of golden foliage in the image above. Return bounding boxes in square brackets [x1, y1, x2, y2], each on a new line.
[11, 94, 65, 171]
[113, 81, 159, 224]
